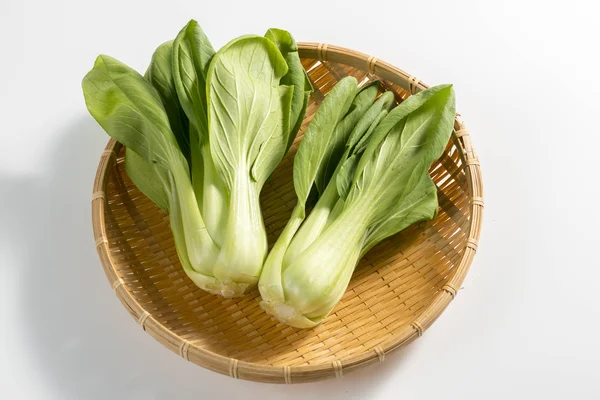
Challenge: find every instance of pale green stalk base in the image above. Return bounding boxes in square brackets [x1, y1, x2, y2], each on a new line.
[258, 300, 319, 329]
[259, 201, 367, 328]
[201, 281, 251, 298]
[177, 266, 251, 297]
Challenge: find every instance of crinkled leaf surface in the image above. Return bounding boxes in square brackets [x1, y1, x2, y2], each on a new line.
[206, 35, 290, 190]
[125, 148, 170, 213]
[82, 55, 181, 168]
[348, 84, 455, 221]
[265, 28, 312, 151]
[172, 19, 215, 140]
[314, 81, 379, 194]
[292, 76, 358, 205]
[361, 174, 438, 254]
[146, 40, 191, 162]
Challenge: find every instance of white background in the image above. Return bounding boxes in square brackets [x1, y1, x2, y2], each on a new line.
[1, 0, 599, 399]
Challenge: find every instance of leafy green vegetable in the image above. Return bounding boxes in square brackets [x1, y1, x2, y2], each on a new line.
[315, 81, 382, 194]
[258, 77, 387, 307]
[282, 86, 395, 267]
[264, 28, 313, 152]
[293, 76, 359, 206]
[83, 55, 180, 167]
[203, 34, 300, 286]
[124, 40, 189, 215]
[83, 55, 219, 287]
[83, 21, 311, 297]
[259, 84, 455, 328]
[172, 20, 226, 246]
[172, 20, 215, 139]
[124, 147, 170, 213]
[146, 40, 191, 162]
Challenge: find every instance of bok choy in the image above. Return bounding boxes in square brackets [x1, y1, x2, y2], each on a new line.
[82, 20, 311, 297]
[259, 82, 455, 328]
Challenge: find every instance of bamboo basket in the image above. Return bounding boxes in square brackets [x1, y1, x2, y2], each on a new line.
[92, 43, 483, 383]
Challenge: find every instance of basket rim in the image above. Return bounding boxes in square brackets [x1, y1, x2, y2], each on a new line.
[91, 42, 484, 383]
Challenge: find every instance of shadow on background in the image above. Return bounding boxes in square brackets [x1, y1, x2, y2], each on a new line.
[1, 116, 416, 399]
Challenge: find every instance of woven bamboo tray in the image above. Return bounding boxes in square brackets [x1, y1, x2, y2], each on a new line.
[92, 43, 483, 384]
